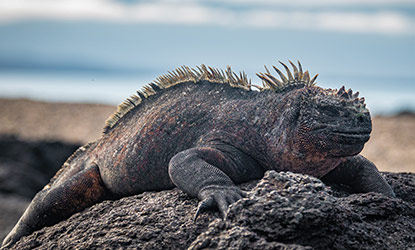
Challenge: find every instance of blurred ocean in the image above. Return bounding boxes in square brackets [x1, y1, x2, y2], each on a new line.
[0, 68, 413, 115]
[0, 69, 155, 105]
[0, 1, 414, 115]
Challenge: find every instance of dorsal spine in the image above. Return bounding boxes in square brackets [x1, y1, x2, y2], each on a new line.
[103, 61, 317, 134]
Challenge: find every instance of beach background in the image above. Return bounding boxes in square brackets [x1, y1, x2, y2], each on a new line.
[0, 0, 414, 172]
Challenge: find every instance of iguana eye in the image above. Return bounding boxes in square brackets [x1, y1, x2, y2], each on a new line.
[321, 106, 339, 116]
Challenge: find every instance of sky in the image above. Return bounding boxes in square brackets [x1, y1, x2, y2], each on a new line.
[0, 0, 414, 35]
[0, 0, 414, 114]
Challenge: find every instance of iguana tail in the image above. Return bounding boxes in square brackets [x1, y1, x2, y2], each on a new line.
[2, 163, 107, 248]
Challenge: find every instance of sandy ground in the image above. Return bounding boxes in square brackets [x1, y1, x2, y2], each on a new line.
[0, 98, 414, 173]
[362, 114, 415, 173]
[0, 98, 114, 144]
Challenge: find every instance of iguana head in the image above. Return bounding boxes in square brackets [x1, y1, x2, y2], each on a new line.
[295, 85, 371, 158]
[257, 61, 371, 160]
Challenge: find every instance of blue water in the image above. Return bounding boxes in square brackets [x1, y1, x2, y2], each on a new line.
[1, 20, 413, 115]
[0, 70, 154, 104]
[0, 70, 414, 115]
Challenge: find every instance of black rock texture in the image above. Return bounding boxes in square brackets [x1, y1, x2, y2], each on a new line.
[0, 136, 80, 242]
[0, 136, 80, 197]
[0, 194, 29, 245]
[8, 170, 415, 250]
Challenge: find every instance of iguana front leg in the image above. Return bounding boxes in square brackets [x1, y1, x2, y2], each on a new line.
[168, 146, 263, 218]
[322, 155, 395, 197]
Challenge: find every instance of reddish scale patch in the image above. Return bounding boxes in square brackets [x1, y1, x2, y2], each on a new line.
[291, 131, 340, 177]
[80, 167, 106, 205]
[197, 147, 230, 168]
[50, 165, 106, 217]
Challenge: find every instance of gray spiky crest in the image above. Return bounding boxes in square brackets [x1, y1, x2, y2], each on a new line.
[103, 61, 318, 134]
[256, 60, 319, 92]
[333, 85, 367, 111]
[103, 65, 251, 133]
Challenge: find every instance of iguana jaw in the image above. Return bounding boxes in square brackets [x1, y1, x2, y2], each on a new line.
[307, 125, 371, 158]
[327, 132, 370, 157]
[329, 130, 370, 144]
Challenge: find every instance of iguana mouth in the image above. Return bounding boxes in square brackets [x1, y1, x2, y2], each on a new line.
[330, 130, 370, 144]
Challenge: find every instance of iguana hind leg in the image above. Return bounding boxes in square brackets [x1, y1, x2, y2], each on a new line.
[2, 163, 107, 248]
[322, 155, 395, 197]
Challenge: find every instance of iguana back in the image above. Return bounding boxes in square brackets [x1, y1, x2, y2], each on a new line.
[96, 80, 261, 195]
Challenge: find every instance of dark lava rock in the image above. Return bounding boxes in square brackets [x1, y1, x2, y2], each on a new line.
[190, 171, 415, 250]
[0, 194, 29, 244]
[0, 135, 80, 198]
[9, 171, 414, 250]
[0, 158, 48, 198]
[0, 136, 80, 244]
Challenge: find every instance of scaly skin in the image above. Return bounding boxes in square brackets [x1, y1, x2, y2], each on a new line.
[2, 62, 395, 248]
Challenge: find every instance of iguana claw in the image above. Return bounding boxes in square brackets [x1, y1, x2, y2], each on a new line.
[194, 185, 246, 221]
[194, 197, 215, 221]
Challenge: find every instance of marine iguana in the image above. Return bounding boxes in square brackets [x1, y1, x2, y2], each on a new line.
[2, 61, 395, 248]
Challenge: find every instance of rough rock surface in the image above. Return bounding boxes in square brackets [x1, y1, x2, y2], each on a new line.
[0, 136, 80, 242]
[9, 171, 415, 250]
[0, 194, 29, 244]
[190, 171, 415, 250]
[0, 135, 80, 198]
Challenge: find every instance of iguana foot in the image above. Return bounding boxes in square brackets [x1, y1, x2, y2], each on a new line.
[194, 185, 246, 220]
[322, 155, 396, 197]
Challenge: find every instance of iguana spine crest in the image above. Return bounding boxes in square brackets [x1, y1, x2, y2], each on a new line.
[103, 61, 318, 134]
[256, 60, 318, 92]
